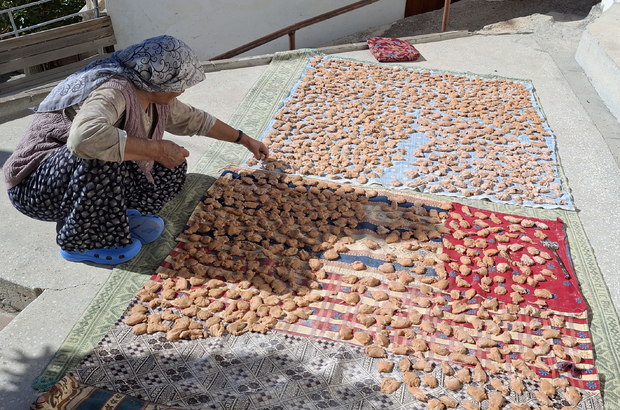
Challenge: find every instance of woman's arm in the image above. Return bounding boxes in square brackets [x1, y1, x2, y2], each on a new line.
[68, 88, 127, 162]
[166, 98, 269, 160]
[206, 119, 269, 160]
[123, 137, 189, 169]
[70, 88, 190, 169]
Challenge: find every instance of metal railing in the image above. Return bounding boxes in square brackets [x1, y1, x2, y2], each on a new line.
[0, 0, 100, 39]
[442, 0, 451, 32]
[210, 0, 383, 61]
[210, 0, 455, 61]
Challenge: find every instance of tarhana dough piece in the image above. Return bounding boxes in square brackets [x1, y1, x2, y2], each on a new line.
[490, 378, 509, 395]
[132, 323, 148, 335]
[564, 387, 582, 406]
[324, 249, 339, 260]
[388, 281, 407, 292]
[511, 375, 525, 395]
[371, 290, 389, 301]
[488, 392, 503, 409]
[412, 358, 433, 372]
[444, 376, 460, 391]
[473, 364, 487, 384]
[359, 276, 381, 287]
[344, 292, 360, 305]
[381, 377, 402, 394]
[402, 371, 420, 388]
[377, 360, 394, 373]
[354, 330, 373, 345]
[379, 263, 395, 273]
[374, 329, 390, 346]
[407, 385, 428, 402]
[399, 358, 412, 372]
[457, 367, 471, 384]
[461, 400, 480, 410]
[428, 398, 446, 410]
[438, 395, 458, 408]
[209, 322, 225, 337]
[226, 321, 248, 336]
[421, 374, 438, 388]
[441, 361, 455, 376]
[366, 345, 387, 358]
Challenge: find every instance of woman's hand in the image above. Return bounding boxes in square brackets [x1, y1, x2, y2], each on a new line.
[125, 136, 188, 168]
[155, 140, 190, 169]
[205, 120, 269, 160]
[241, 135, 269, 161]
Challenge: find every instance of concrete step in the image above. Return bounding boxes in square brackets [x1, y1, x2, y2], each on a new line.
[576, 3, 620, 125]
[0, 285, 105, 410]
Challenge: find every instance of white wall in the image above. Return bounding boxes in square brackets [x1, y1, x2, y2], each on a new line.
[105, 0, 406, 60]
[602, 0, 620, 12]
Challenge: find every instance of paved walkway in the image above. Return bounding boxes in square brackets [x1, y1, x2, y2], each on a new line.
[1, 4, 619, 409]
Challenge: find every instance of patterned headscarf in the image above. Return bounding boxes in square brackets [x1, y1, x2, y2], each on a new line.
[35, 35, 205, 112]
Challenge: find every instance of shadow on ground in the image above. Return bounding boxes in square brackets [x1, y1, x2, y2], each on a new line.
[389, 0, 601, 35]
[0, 345, 57, 410]
[324, 0, 601, 46]
[0, 150, 12, 169]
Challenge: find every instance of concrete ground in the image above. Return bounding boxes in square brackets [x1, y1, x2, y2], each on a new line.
[1, 1, 620, 409]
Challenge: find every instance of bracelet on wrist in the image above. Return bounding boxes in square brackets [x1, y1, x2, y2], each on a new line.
[234, 129, 244, 144]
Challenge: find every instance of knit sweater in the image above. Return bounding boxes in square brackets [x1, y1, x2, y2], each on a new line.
[3, 110, 72, 190]
[4, 76, 169, 189]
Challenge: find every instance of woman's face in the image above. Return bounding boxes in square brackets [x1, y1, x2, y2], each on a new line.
[136, 89, 185, 110]
[148, 90, 185, 105]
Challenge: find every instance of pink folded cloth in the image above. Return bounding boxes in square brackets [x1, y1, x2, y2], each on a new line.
[367, 37, 421, 62]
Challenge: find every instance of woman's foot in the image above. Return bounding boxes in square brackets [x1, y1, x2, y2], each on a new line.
[60, 238, 142, 265]
[127, 209, 165, 244]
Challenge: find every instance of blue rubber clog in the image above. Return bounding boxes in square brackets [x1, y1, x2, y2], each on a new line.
[60, 238, 142, 265]
[127, 209, 165, 244]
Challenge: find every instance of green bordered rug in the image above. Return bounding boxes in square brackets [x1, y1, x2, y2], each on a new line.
[33, 49, 620, 410]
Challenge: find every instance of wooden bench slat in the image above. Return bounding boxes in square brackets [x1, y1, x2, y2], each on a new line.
[0, 26, 115, 73]
[0, 31, 115, 76]
[0, 53, 112, 97]
[0, 15, 117, 96]
[0, 16, 113, 53]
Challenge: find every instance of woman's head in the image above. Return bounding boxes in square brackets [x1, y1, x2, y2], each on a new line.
[114, 35, 205, 93]
[36, 34, 205, 112]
